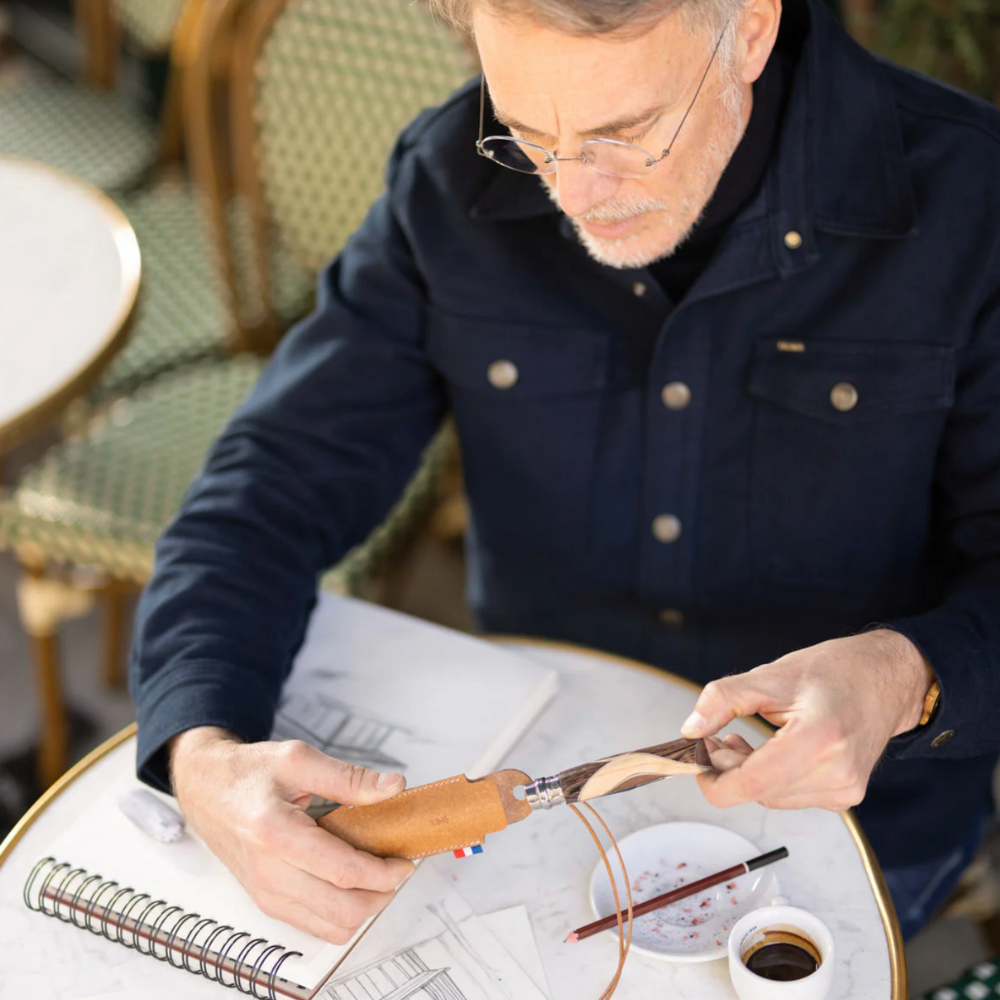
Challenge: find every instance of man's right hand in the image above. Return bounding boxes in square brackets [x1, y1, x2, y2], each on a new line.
[169, 727, 415, 944]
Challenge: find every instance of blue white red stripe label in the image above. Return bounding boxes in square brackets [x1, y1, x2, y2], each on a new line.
[453, 845, 484, 858]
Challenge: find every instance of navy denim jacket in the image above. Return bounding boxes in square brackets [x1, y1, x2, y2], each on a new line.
[132, 0, 1000, 868]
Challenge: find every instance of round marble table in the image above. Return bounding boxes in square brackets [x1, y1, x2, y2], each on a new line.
[0, 640, 903, 999]
[0, 157, 141, 454]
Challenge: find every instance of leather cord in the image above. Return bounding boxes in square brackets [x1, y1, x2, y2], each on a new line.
[568, 802, 634, 999]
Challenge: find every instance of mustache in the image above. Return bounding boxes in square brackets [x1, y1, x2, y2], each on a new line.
[577, 197, 669, 225]
[542, 181, 668, 227]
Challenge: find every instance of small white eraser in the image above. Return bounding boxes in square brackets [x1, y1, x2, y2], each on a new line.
[118, 789, 185, 843]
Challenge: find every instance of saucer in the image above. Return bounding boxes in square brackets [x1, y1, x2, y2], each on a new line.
[589, 821, 780, 963]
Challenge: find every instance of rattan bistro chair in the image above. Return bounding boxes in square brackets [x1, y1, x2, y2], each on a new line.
[218, 0, 475, 583]
[0, 0, 263, 791]
[0, 359, 269, 789]
[0, 0, 473, 789]
[0, 0, 191, 193]
[228, 0, 474, 345]
[0, 0, 242, 405]
[223, 0, 476, 586]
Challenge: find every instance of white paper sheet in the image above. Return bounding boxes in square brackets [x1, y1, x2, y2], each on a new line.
[321, 867, 548, 1000]
[482, 907, 550, 998]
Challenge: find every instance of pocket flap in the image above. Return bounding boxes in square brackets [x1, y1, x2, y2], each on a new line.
[427, 310, 609, 398]
[747, 339, 954, 423]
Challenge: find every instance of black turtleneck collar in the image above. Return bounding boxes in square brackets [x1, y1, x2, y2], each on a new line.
[647, 41, 796, 303]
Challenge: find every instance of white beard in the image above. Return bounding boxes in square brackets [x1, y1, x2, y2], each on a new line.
[545, 70, 750, 271]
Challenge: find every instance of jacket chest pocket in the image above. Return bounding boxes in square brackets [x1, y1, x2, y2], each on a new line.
[747, 338, 954, 586]
[426, 311, 611, 555]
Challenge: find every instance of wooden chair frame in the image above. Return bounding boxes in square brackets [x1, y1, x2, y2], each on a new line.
[228, 0, 297, 351]
[69, 0, 204, 165]
[182, 0, 259, 352]
[225, 0, 474, 350]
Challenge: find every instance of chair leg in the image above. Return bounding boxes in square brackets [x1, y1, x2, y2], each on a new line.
[157, 66, 186, 164]
[33, 631, 68, 791]
[16, 558, 96, 789]
[101, 581, 134, 689]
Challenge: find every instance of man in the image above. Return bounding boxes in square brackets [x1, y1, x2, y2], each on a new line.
[132, 0, 1000, 945]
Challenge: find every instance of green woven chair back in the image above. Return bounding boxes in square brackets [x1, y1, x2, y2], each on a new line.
[0, 357, 264, 581]
[252, 0, 473, 274]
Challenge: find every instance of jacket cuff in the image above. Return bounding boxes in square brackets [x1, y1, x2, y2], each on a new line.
[883, 608, 992, 760]
[135, 660, 278, 794]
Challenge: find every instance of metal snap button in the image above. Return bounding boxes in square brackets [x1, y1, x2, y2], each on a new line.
[633, 282, 647, 297]
[661, 382, 692, 411]
[658, 608, 684, 628]
[652, 514, 682, 544]
[830, 381, 859, 412]
[487, 360, 519, 390]
[784, 231, 803, 250]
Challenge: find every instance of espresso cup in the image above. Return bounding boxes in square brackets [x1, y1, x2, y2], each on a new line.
[728, 905, 834, 1000]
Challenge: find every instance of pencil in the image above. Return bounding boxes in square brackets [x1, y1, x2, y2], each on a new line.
[565, 846, 789, 943]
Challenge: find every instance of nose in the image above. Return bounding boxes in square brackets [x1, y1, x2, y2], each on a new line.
[551, 158, 622, 219]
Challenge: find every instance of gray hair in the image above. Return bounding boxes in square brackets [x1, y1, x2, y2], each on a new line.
[428, 0, 745, 44]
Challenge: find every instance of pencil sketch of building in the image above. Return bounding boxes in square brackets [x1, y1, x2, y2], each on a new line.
[323, 947, 463, 1000]
[273, 690, 408, 770]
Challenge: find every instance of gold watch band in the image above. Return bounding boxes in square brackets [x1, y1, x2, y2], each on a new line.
[919, 679, 941, 727]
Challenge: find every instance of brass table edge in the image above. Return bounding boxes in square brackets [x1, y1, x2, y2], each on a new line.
[0, 156, 142, 455]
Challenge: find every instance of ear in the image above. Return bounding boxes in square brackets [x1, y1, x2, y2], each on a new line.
[738, 0, 782, 86]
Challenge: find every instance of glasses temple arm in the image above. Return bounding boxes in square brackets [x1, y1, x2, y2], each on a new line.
[664, 21, 731, 156]
[479, 76, 487, 144]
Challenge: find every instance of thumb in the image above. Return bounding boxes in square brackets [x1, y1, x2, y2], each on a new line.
[277, 741, 407, 806]
[680, 672, 772, 739]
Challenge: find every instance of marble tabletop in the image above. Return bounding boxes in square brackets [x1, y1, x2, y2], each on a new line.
[0, 156, 141, 453]
[0, 639, 902, 999]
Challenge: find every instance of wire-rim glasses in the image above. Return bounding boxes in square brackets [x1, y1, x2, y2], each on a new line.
[476, 22, 730, 179]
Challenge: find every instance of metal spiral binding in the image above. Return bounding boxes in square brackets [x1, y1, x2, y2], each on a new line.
[24, 857, 304, 1000]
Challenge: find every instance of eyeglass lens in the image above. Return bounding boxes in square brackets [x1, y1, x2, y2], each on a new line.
[479, 136, 657, 178]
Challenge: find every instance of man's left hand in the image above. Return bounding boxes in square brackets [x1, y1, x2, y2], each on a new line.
[680, 630, 935, 811]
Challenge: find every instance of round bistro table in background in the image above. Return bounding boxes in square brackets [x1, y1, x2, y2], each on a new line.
[0, 638, 904, 1000]
[0, 156, 141, 455]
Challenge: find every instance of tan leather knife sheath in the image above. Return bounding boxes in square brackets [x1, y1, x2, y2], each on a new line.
[317, 769, 532, 860]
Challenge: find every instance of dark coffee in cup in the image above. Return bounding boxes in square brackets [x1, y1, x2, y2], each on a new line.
[742, 930, 821, 982]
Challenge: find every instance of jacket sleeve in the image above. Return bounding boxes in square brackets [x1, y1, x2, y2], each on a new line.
[886, 263, 1000, 761]
[129, 154, 446, 792]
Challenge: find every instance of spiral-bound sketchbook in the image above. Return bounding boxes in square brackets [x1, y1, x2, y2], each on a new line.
[22, 594, 558, 999]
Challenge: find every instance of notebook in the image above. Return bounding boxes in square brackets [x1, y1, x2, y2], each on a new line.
[22, 593, 558, 999]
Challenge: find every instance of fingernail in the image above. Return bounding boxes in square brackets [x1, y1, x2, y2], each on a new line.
[376, 771, 403, 790]
[681, 711, 707, 737]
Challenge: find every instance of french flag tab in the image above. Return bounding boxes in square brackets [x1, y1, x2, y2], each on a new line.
[453, 844, 484, 858]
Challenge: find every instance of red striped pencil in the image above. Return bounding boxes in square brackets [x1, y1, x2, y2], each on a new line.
[566, 846, 789, 942]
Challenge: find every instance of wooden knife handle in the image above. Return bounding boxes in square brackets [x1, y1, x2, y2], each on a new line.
[317, 769, 532, 860]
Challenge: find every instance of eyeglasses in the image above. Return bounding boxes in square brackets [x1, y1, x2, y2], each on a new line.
[476, 23, 730, 179]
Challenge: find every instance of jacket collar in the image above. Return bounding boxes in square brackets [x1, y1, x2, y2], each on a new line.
[469, 0, 916, 244]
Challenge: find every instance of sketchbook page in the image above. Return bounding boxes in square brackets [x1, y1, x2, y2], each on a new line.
[272, 593, 558, 784]
[37, 599, 557, 989]
[39, 750, 348, 990]
[319, 866, 547, 1000]
[481, 907, 550, 998]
